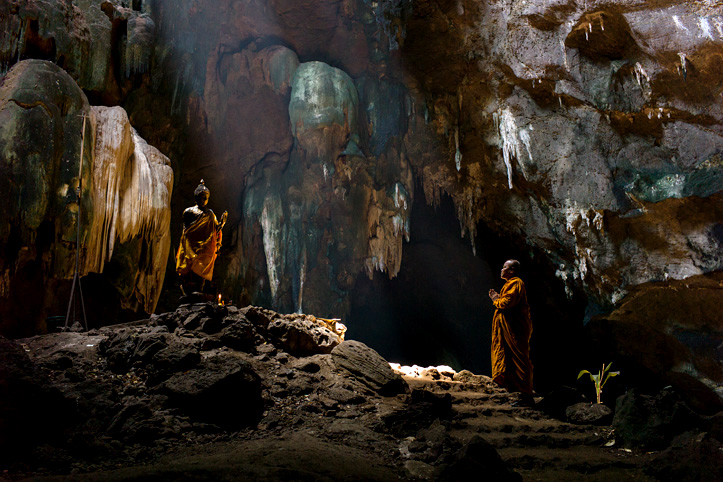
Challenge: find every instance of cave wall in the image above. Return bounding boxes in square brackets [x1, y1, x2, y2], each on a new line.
[0, 59, 172, 336]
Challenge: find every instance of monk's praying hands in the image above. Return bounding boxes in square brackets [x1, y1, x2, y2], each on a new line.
[488, 289, 499, 301]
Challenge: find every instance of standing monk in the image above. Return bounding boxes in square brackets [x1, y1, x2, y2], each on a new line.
[488, 259, 534, 404]
[176, 180, 227, 297]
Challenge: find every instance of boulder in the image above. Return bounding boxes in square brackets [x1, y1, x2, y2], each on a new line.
[647, 432, 723, 482]
[613, 388, 701, 450]
[436, 435, 522, 482]
[382, 389, 453, 438]
[586, 273, 723, 415]
[331, 340, 407, 395]
[158, 352, 263, 429]
[268, 314, 342, 356]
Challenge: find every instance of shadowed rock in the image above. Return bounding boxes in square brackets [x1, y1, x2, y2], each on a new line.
[158, 353, 263, 429]
[332, 340, 407, 395]
[0, 336, 72, 464]
[613, 388, 700, 450]
[566, 402, 613, 425]
[382, 388, 453, 437]
[437, 435, 522, 482]
[647, 432, 723, 482]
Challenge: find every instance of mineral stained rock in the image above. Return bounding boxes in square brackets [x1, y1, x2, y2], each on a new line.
[0, 60, 172, 336]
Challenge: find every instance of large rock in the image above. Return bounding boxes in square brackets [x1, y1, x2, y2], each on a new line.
[0, 60, 172, 337]
[436, 435, 522, 482]
[331, 340, 407, 395]
[0, 59, 89, 336]
[267, 314, 342, 356]
[587, 272, 723, 415]
[86, 105, 174, 314]
[647, 432, 723, 482]
[613, 388, 701, 450]
[158, 352, 263, 429]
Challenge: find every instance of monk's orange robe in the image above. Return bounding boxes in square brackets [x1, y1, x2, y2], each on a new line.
[491, 277, 533, 395]
[175, 210, 222, 281]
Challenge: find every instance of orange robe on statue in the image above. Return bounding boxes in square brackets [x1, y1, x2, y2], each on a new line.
[175, 210, 222, 281]
[491, 277, 533, 395]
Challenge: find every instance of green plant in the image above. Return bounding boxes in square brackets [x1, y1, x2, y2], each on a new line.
[577, 362, 620, 404]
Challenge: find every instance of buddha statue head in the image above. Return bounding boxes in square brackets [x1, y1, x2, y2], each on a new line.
[194, 180, 210, 208]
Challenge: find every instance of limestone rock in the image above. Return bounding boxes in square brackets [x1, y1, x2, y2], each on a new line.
[332, 340, 407, 396]
[0, 60, 172, 336]
[267, 314, 342, 356]
[87, 105, 173, 314]
[0, 59, 89, 336]
[587, 272, 723, 415]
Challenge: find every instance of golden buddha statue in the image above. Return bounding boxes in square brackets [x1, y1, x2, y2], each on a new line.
[175, 180, 227, 297]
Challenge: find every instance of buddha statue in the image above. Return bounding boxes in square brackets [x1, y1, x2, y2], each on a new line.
[175, 180, 227, 298]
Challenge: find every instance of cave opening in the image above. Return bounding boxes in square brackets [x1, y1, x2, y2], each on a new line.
[348, 189, 587, 392]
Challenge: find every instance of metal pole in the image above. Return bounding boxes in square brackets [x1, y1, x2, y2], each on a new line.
[64, 114, 89, 331]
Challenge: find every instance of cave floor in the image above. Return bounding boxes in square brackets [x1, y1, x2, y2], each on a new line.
[4, 322, 658, 482]
[15, 378, 655, 482]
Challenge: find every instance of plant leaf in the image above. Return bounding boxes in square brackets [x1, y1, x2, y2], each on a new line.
[603, 371, 620, 385]
[577, 370, 591, 379]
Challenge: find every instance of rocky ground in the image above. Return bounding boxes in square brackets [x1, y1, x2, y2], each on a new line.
[1, 303, 721, 481]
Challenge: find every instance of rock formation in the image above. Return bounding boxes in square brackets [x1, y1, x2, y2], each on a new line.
[0, 59, 172, 336]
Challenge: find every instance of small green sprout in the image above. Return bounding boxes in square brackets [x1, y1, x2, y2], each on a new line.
[577, 362, 620, 404]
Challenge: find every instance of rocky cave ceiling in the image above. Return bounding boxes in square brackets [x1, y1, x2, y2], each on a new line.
[0, 0, 721, 406]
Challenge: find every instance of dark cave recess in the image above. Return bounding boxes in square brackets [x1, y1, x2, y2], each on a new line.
[348, 191, 587, 392]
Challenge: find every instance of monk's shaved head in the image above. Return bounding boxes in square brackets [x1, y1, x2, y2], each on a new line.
[506, 260, 520, 273]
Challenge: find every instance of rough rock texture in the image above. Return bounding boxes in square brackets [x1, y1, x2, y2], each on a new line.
[613, 388, 700, 450]
[586, 272, 723, 414]
[0, 59, 172, 336]
[437, 435, 522, 482]
[86, 105, 173, 313]
[648, 432, 723, 482]
[332, 340, 408, 395]
[267, 314, 343, 355]
[158, 352, 263, 429]
[565, 402, 613, 425]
